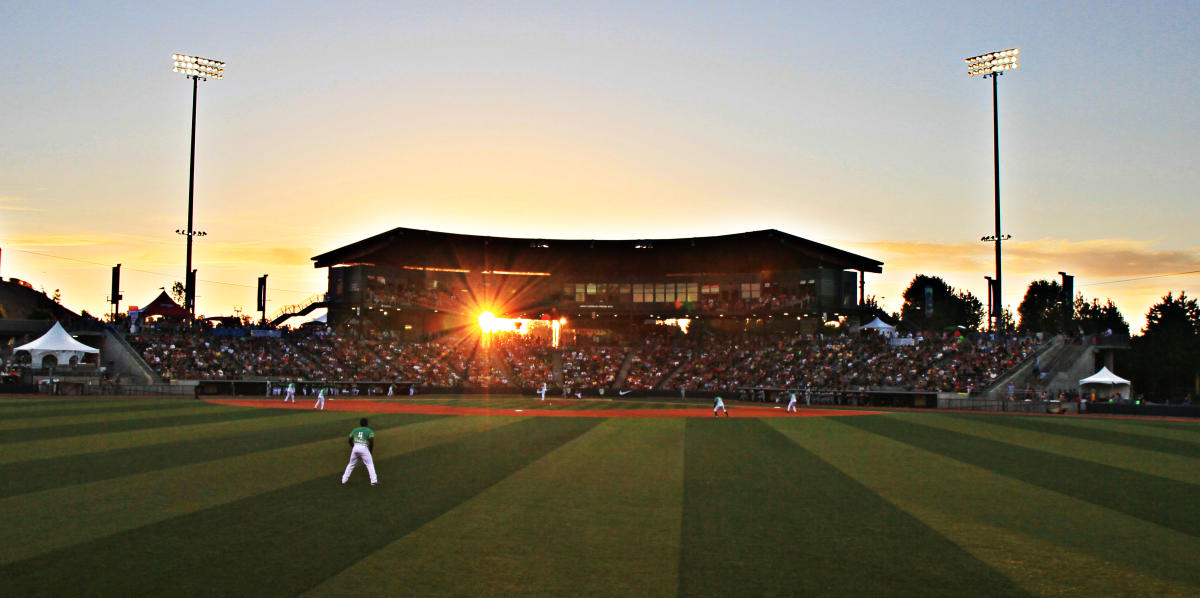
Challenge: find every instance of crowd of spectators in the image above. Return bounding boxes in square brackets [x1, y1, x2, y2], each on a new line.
[560, 345, 625, 394]
[129, 319, 1040, 395]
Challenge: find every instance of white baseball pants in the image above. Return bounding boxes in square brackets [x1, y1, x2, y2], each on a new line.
[342, 444, 377, 484]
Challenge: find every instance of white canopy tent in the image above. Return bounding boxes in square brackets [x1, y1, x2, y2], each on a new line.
[860, 317, 896, 335]
[1079, 366, 1131, 400]
[13, 322, 100, 367]
[1079, 366, 1130, 386]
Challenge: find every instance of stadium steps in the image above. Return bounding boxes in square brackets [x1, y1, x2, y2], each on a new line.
[655, 353, 692, 391]
[491, 350, 515, 386]
[268, 294, 327, 327]
[1038, 340, 1096, 392]
[104, 328, 163, 384]
[980, 335, 1068, 394]
[610, 348, 636, 391]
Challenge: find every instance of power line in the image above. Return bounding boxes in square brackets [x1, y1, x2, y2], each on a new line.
[1082, 270, 1200, 288]
[3, 247, 317, 294]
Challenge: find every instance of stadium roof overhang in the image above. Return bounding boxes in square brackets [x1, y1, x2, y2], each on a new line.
[311, 228, 883, 277]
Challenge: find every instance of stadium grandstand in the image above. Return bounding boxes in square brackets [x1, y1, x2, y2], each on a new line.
[1, 229, 1062, 408]
[296, 227, 884, 337]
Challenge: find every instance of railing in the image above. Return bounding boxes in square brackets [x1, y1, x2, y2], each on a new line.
[942, 393, 1073, 414]
[268, 293, 326, 323]
[116, 383, 197, 397]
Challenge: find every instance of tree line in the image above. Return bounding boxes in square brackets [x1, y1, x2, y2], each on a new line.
[887, 275, 1198, 401]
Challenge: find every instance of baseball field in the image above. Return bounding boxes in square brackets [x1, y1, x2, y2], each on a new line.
[1, 395, 1197, 597]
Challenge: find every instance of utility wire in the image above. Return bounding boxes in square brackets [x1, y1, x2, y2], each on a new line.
[3, 247, 317, 294]
[1081, 270, 1200, 287]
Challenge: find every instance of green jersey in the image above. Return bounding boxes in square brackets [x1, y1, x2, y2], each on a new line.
[349, 426, 374, 445]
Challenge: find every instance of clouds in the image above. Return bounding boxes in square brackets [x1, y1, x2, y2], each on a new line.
[0, 197, 42, 212]
[848, 237, 1200, 332]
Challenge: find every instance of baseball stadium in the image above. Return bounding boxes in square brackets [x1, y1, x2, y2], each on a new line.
[1, 227, 1198, 597]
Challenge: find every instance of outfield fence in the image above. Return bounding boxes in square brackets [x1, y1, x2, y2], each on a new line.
[939, 396, 1074, 414]
[115, 383, 197, 397]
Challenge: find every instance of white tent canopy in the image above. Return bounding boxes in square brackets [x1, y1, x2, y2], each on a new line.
[860, 317, 897, 338]
[13, 322, 100, 367]
[1079, 366, 1130, 386]
[861, 317, 896, 332]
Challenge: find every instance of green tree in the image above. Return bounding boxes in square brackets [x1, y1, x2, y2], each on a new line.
[169, 281, 186, 305]
[1123, 292, 1200, 401]
[1017, 280, 1068, 334]
[900, 275, 983, 331]
[1075, 297, 1129, 336]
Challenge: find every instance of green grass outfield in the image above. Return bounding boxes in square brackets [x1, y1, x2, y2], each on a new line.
[1, 395, 1198, 597]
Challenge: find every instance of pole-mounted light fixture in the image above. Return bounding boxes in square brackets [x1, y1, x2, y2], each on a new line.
[172, 54, 224, 80]
[966, 47, 1019, 331]
[172, 53, 223, 317]
[965, 48, 1018, 77]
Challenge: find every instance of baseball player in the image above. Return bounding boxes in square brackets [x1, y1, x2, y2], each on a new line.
[786, 391, 798, 413]
[341, 417, 379, 486]
[714, 395, 729, 417]
[284, 381, 296, 403]
[314, 386, 326, 410]
[539, 382, 547, 401]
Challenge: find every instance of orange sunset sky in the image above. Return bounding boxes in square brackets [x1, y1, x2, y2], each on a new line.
[2, 2, 1197, 331]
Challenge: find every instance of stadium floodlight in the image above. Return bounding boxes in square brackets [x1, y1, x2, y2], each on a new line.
[172, 53, 224, 317]
[172, 53, 224, 79]
[965, 48, 1018, 77]
[966, 47, 1019, 331]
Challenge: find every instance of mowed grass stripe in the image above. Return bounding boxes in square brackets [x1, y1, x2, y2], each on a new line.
[767, 417, 1200, 595]
[0, 398, 201, 420]
[947, 413, 1200, 458]
[0, 405, 294, 444]
[910, 413, 1200, 485]
[842, 415, 1200, 538]
[1107, 416, 1200, 432]
[677, 418, 1027, 597]
[0, 397, 157, 409]
[0, 413, 447, 498]
[0, 414, 521, 565]
[1056, 416, 1200, 444]
[0, 401, 237, 430]
[0, 417, 602, 597]
[305, 418, 686, 598]
[0, 410, 343, 465]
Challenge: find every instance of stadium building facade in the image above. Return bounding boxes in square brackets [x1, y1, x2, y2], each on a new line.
[310, 228, 882, 337]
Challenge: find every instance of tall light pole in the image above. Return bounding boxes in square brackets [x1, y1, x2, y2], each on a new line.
[967, 48, 1018, 331]
[984, 275, 994, 332]
[172, 53, 224, 317]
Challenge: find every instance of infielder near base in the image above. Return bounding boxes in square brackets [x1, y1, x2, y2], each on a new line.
[342, 417, 379, 486]
[714, 395, 729, 417]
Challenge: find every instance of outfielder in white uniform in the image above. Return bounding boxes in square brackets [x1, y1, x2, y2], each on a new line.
[313, 387, 326, 410]
[342, 418, 378, 486]
[786, 392, 798, 413]
[284, 382, 296, 403]
[539, 383, 547, 400]
[714, 395, 728, 417]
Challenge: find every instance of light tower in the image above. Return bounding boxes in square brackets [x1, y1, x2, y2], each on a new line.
[966, 47, 1018, 331]
[172, 53, 224, 316]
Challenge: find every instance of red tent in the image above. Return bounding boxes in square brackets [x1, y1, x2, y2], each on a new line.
[137, 291, 191, 318]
